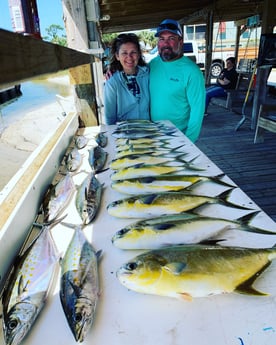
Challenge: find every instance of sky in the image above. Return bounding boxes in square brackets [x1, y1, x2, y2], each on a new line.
[0, 0, 65, 37]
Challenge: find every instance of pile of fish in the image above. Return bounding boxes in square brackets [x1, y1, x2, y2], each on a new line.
[105, 119, 276, 301]
[1, 129, 108, 345]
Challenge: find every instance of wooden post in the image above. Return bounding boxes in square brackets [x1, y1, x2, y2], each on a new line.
[251, 0, 275, 130]
[62, 0, 98, 127]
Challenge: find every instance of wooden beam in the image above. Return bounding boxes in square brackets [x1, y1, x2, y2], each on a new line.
[0, 29, 92, 86]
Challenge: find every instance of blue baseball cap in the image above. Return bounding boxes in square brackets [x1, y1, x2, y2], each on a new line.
[155, 19, 183, 37]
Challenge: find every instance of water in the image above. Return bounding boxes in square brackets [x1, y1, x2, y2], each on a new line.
[0, 76, 72, 129]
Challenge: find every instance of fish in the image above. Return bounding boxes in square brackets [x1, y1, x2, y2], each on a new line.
[115, 137, 170, 146]
[116, 121, 175, 132]
[107, 189, 253, 218]
[114, 144, 185, 159]
[65, 147, 82, 172]
[42, 173, 75, 223]
[111, 212, 275, 249]
[75, 173, 103, 225]
[88, 145, 108, 173]
[111, 128, 176, 139]
[110, 162, 205, 181]
[95, 132, 108, 147]
[60, 224, 102, 342]
[111, 174, 235, 195]
[75, 135, 89, 149]
[116, 141, 171, 152]
[2, 223, 60, 345]
[109, 152, 189, 170]
[117, 244, 276, 300]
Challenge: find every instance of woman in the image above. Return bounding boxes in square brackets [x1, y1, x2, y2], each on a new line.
[104, 33, 150, 124]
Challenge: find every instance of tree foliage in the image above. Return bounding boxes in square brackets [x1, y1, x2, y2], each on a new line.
[44, 24, 67, 46]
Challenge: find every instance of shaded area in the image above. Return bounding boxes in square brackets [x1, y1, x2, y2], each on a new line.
[197, 104, 276, 222]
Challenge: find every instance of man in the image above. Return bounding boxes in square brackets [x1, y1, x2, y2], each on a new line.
[205, 57, 238, 114]
[150, 19, 205, 142]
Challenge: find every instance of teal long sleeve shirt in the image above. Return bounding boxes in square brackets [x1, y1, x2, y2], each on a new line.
[149, 55, 205, 142]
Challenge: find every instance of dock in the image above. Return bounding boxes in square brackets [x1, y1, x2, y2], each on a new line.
[197, 103, 276, 222]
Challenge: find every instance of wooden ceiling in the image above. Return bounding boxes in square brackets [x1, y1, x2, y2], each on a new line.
[97, 0, 264, 34]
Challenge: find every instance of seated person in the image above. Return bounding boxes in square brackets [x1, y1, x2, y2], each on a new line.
[205, 57, 238, 114]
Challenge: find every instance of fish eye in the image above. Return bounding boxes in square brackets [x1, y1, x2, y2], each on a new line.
[75, 313, 83, 323]
[126, 262, 137, 271]
[8, 319, 18, 330]
[118, 229, 127, 235]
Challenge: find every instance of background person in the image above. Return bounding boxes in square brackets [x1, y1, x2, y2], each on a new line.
[149, 19, 205, 142]
[205, 57, 238, 114]
[104, 33, 150, 125]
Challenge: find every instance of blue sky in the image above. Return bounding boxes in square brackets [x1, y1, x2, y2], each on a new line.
[0, 0, 64, 37]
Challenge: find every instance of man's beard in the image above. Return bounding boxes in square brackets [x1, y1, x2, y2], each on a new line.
[160, 47, 179, 61]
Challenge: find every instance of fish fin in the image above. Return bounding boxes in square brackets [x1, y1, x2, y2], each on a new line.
[218, 189, 255, 210]
[96, 250, 103, 261]
[210, 174, 236, 188]
[154, 223, 174, 231]
[142, 194, 158, 205]
[235, 262, 271, 296]
[163, 262, 186, 275]
[178, 292, 193, 301]
[237, 211, 276, 235]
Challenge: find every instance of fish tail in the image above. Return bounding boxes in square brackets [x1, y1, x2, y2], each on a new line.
[218, 189, 255, 210]
[237, 211, 276, 235]
[210, 173, 236, 188]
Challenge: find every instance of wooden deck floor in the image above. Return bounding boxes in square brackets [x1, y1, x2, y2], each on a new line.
[196, 104, 276, 222]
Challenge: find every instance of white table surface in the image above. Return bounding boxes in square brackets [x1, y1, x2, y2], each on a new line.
[1, 122, 276, 345]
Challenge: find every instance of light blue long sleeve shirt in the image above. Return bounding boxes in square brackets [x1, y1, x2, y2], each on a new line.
[104, 66, 150, 124]
[149, 55, 205, 142]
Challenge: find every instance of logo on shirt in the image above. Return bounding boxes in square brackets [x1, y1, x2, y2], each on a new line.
[170, 77, 179, 82]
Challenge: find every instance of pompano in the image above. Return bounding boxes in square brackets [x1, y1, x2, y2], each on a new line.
[110, 162, 205, 181]
[111, 174, 235, 194]
[107, 189, 253, 218]
[76, 173, 103, 225]
[111, 212, 275, 249]
[117, 244, 276, 300]
[60, 224, 102, 342]
[2, 223, 60, 345]
[88, 145, 107, 173]
[42, 173, 75, 223]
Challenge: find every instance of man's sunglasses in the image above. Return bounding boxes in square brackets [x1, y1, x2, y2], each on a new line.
[158, 23, 179, 31]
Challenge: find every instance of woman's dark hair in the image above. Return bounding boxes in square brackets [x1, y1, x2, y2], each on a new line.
[109, 33, 146, 72]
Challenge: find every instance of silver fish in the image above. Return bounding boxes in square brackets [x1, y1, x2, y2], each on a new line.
[2, 224, 60, 345]
[60, 224, 102, 342]
[88, 145, 108, 173]
[107, 189, 253, 218]
[111, 212, 275, 249]
[76, 173, 103, 225]
[65, 147, 82, 172]
[75, 135, 89, 149]
[42, 173, 75, 223]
